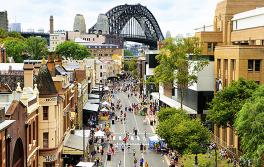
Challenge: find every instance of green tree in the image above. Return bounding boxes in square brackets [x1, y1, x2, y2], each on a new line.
[0, 28, 8, 39]
[55, 41, 90, 60]
[154, 37, 207, 109]
[207, 78, 258, 126]
[157, 107, 184, 122]
[234, 85, 264, 167]
[7, 31, 24, 39]
[4, 37, 27, 63]
[156, 108, 210, 154]
[124, 50, 133, 56]
[123, 58, 138, 78]
[25, 36, 48, 60]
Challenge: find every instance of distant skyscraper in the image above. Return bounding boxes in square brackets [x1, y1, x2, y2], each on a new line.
[9, 23, 21, 32]
[50, 15, 54, 34]
[0, 11, 8, 31]
[96, 14, 109, 35]
[166, 31, 171, 38]
[73, 14, 86, 34]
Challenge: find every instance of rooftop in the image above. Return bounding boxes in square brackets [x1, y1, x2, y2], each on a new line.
[36, 64, 57, 96]
[0, 120, 15, 132]
[233, 7, 264, 20]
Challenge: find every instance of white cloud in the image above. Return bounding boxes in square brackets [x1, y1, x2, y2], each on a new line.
[2, 0, 218, 36]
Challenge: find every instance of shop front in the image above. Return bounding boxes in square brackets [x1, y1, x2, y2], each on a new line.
[83, 102, 99, 128]
[39, 148, 62, 167]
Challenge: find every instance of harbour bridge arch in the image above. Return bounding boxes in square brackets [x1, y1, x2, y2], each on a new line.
[89, 4, 164, 49]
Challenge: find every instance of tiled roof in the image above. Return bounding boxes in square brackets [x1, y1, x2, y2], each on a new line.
[36, 64, 57, 96]
[0, 75, 24, 91]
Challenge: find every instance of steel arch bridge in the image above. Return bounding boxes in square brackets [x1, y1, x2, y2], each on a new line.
[89, 4, 164, 49]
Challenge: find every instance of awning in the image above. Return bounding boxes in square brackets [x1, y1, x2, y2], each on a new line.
[83, 103, 99, 112]
[88, 94, 100, 99]
[88, 99, 100, 104]
[76, 162, 95, 167]
[94, 130, 105, 137]
[151, 92, 197, 114]
[63, 130, 90, 155]
[102, 101, 111, 106]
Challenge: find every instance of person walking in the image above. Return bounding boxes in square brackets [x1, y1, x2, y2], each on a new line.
[140, 143, 143, 153]
[118, 160, 122, 167]
[145, 161, 149, 167]
[100, 148, 104, 157]
[134, 128, 138, 136]
[133, 157, 138, 167]
[140, 157, 144, 167]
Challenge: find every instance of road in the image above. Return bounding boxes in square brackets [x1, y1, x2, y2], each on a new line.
[104, 88, 168, 167]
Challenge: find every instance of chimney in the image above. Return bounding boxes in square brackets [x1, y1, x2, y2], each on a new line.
[23, 64, 34, 88]
[47, 53, 55, 76]
[50, 15, 54, 34]
[0, 45, 6, 63]
[54, 54, 62, 66]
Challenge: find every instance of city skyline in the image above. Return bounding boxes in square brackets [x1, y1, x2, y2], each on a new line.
[2, 0, 218, 36]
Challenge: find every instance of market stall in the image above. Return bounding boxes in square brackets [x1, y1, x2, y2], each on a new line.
[99, 107, 110, 121]
[148, 135, 166, 151]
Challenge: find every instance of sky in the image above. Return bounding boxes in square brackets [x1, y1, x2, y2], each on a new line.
[1, 0, 219, 37]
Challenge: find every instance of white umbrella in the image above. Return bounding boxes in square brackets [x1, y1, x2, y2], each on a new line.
[94, 130, 105, 137]
[104, 86, 110, 91]
[101, 108, 109, 112]
[76, 162, 95, 167]
[102, 101, 111, 106]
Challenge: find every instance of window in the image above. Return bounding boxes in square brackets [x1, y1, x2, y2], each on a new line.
[255, 60, 261, 72]
[43, 132, 49, 148]
[100, 65, 102, 69]
[231, 59, 236, 81]
[33, 121, 36, 140]
[43, 106, 49, 120]
[100, 72, 102, 77]
[248, 60, 253, 71]
[29, 124, 32, 144]
[256, 81, 260, 85]
[207, 43, 212, 51]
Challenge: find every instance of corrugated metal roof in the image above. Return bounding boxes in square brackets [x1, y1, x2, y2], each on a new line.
[63, 130, 90, 151]
[83, 102, 99, 112]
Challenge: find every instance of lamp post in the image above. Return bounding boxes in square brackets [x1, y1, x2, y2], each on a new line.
[194, 153, 198, 167]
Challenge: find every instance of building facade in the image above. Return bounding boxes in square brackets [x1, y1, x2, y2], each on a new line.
[36, 62, 64, 166]
[0, 11, 8, 31]
[49, 31, 66, 52]
[195, 0, 264, 155]
[73, 14, 86, 34]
